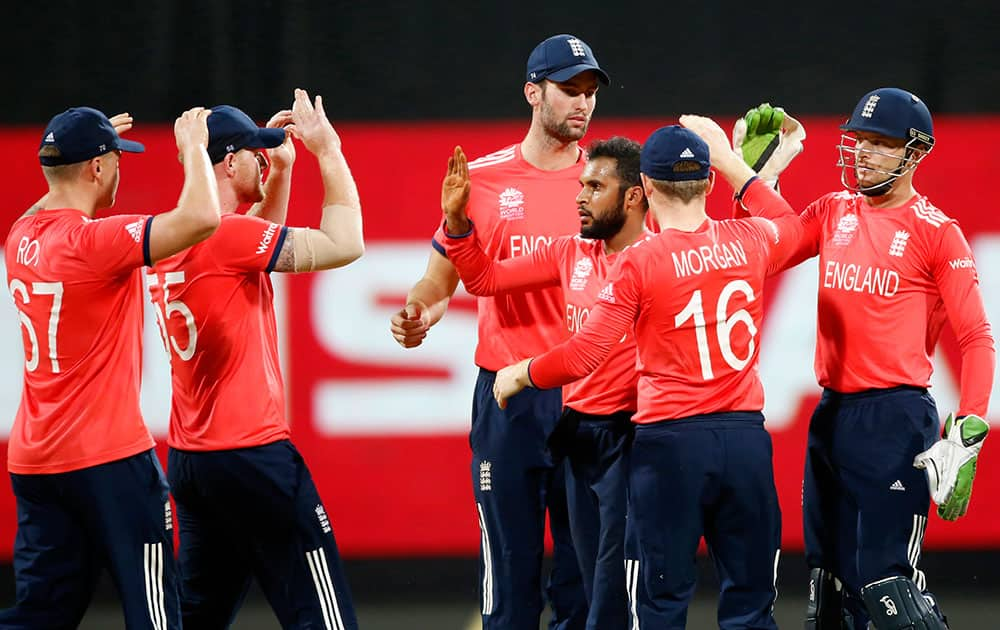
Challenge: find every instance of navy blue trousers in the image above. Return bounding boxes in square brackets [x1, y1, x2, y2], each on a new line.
[0, 449, 178, 630]
[803, 386, 940, 627]
[471, 368, 587, 630]
[625, 413, 780, 630]
[562, 408, 632, 630]
[168, 440, 357, 630]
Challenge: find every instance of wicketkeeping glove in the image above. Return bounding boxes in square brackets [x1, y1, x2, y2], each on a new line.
[913, 413, 989, 521]
[732, 103, 806, 187]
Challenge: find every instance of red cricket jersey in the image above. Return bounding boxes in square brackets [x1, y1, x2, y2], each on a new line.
[443, 226, 653, 415]
[149, 213, 291, 451]
[529, 179, 804, 423]
[5, 208, 155, 474]
[432, 144, 585, 371]
[751, 189, 994, 416]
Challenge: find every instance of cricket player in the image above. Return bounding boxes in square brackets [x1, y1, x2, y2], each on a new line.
[148, 89, 364, 629]
[493, 120, 810, 629]
[737, 87, 994, 630]
[438, 137, 648, 630]
[390, 34, 609, 629]
[1, 106, 220, 629]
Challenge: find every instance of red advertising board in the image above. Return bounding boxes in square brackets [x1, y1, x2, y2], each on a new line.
[1, 116, 998, 559]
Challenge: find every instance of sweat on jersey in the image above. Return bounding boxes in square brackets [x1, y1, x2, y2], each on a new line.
[431, 144, 586, 371]
[149, 213, 291, 451]
[443, 224, 651, 415]
[743, 183, 995, 417]
[528, 179, 803, 423]
[5, 209, 155, 474]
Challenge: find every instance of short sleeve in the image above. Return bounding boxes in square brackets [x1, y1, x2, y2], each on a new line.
[73, 214, 153, 276]
[210, 214, 289, 273]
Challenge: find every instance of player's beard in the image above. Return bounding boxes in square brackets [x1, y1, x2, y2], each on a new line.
[540, 99, 589, 143]
[580, 193, 626, 240]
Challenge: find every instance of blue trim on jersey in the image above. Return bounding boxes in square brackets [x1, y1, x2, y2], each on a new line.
[431, 238, 448, 259]
[265, 226, 289, 273]
[443, 218, 475, 239]
[735, 175, 759, 201]
[142, 216, 154, 267]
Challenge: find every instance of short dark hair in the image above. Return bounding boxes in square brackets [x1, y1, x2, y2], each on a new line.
[587, 136, 641, 189]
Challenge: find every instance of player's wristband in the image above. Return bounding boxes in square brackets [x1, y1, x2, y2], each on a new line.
[443, 218, 474, 239]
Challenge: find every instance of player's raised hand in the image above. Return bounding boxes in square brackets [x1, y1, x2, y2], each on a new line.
[493, 359, 533, 410]
[442, 146, 471, 235]
[174, 107, 211, 154]
[732, 103, 806, 186]
[390, 301, 431, 348]
[109, 112, 135, 136]
[265, 109, 295, 171]
[289, 88, 341, 157]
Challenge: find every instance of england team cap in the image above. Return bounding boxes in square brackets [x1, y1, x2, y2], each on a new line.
[39, 107, 145, 166]
[206, 105, 286, 164]
[526, 34, 610, 85]
[640, 125, 711, 182]
[840, 87, 935, 147]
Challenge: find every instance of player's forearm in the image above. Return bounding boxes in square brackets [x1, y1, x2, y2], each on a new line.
[305, 149, 364, 269]
[957, 335, 996, 418]
[176, 144, 222, 235]
[247, 165, 292, 223]
[529, 302, 628, 388]
[407, 277, 455, 327]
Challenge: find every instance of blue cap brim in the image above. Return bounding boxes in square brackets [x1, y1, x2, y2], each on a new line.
[545, 63, 610, 85]
[117, 138, 145, 153]
[247, 127, 286, 150]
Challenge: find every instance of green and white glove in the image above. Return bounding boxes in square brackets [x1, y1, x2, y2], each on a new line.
[913, 413, 989, 521]
[732, 103, 806, 187]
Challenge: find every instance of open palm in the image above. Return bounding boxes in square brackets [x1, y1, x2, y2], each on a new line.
[441, 145, 471, 219]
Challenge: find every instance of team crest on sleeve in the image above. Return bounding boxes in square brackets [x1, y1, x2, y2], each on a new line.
[569, 257, 594, 291]
[498, 188, 525, 221]
[832, 213, 859, 246]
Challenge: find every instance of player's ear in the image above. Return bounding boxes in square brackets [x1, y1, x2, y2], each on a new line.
[524, 82, 541, 107]
[625, 184, 644, 210]
[223, 152, 238, 177]
[705, 170, 716, 196]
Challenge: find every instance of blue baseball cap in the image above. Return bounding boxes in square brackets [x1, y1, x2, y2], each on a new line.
[640, 125, 711, 181]
[39, 107, 145, 166]
[841, 87, 935, 147]
[207, 105, 286, 164]
[526, 34, 609, 85]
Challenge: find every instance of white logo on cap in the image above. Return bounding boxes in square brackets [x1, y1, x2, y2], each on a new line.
[567, 38, 586, 57]
[862, 95, 880, 118]
[226, 144, 236, 152]
[44, 132, 55, 143]
[680, 148, 695, 158]
[98, 144, 106, 152]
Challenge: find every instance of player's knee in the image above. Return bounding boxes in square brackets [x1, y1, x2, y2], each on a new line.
[805, 568, 858, 630]
[861, 576, 948, 630]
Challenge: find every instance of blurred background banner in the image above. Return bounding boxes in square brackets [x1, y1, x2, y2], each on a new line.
[1, 116, 998, 560]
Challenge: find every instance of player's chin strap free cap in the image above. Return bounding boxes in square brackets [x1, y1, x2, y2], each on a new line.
[640, 125, 711, 182]
[39, 107, 145, 166]
[526, 34, 610, 85]
[206, 105, 287, 165]
[837, 87, 935, 196]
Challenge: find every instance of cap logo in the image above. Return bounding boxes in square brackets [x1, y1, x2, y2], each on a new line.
[567, 38, 586, 57]
[44, 132, 55, 143]
[98, 144, 106, 152]
[226, 144, 235, 152]
[861, 94, 880, 118]
[530, 72, 537, 79]
[680, 147, 695, 158]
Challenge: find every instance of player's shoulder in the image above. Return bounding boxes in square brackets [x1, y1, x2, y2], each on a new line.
[467, 144, 519, 175]
[903, 195, 954, 231]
